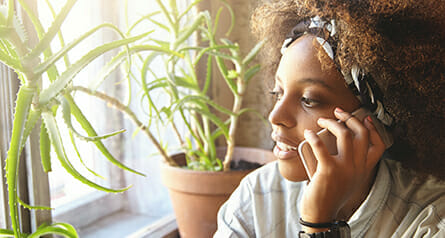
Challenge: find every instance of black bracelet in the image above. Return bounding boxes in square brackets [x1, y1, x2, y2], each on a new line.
[299, 218, 334, 228]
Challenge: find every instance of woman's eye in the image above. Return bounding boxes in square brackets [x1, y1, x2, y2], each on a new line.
[301, 97, 319, 107]
[270, 91, 283, 101]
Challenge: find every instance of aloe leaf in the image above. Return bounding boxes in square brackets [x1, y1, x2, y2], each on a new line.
[145, 78, 169, 91]
[173, 12, 206, 49]
[17, 0, 45, 38]
[41, 111, 131, 193]
[220, 38, 239, 58]
[61, 98, 125, 141]
[0, 229, 14, 237]
[210, 47, 237, 94]
[148, 18, 169, 32]
[6, 85, 34, 237]
[28, 222, 78, 238]
[175, 95, 235, 116]
[69, 131, 105, 179]
[178, 0, 203, 20]
[141, 52, 162, 117]
[215, 158, 223, 171]
[154, 0, 175, 31]
[34, 23, 130, 76]
[40, 121, 52, 172]
[45, 0, 72, 69]
[151, 39, 170, 48]
[244, 64, 261, 83]
[206, 50, 237, 61]
[18, 196, 52, 211]
[39, 32, 151, 105]
[202, 55, 213, 95]
[213, 7, 223, 36]
[242, 40, 265, 66]
[25, 0, 77, 59]
[174, 75, 199, 90]
[220, 0, 235, 37]
[89, 44, 181, 90]
[168, 0, 178, 18]
[126, 11, 160, 34]
[16, 0, 61, 82]
[183, 106, 229, 140]
[0, 48, 22, 71]
[64, 95, 145, 176]
[19, 108, 40, 152]
[192, 44, 235, 66]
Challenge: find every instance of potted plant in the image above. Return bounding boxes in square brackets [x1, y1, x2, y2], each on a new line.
[0, 0, 176, 237]
[0, 0, 273, 237]
[80, 0, 274, 236]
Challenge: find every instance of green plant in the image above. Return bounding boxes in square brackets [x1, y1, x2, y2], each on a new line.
[72, 0, 264, 171]
[0, 0, 177, 237]
[0, 0, 263, 237]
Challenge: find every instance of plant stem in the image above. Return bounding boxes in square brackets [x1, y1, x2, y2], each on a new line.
[71, 86, 178, 167]
[223, 80, 245, 171]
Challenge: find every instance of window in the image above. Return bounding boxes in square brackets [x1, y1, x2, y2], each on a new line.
[0, 0, 191, 236]
[0, 64, 18, 230]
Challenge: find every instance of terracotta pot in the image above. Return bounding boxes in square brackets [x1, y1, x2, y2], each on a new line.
[161, 147, 275, 238]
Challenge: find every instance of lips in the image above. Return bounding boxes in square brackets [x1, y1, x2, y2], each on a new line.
[272, 132, 301, 160]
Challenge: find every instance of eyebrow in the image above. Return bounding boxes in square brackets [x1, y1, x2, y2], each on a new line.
[275, 75, 334, 90]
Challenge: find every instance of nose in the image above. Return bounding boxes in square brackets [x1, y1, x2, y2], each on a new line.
[268, 99, 297, 128]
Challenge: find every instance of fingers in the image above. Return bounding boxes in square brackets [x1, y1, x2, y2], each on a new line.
[316, 117, 353, 160]
[334, 108, 369, 147]
[303, 129, 332, 164]
[364, 116, 385, 168]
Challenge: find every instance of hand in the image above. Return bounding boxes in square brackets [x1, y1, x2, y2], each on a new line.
[299, 107, 385, 230]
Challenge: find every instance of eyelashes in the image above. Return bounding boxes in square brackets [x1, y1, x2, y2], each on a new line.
[270, 90, 320, 108]
[301, 97, 319, 107]
[269, 90, 282, 101]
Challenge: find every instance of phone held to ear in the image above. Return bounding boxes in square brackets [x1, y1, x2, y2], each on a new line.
[298, 107, 393, 180]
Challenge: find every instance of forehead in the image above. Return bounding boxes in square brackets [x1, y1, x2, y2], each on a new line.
[276, 35, 344, 87]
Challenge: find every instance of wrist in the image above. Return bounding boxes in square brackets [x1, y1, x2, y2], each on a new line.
[298, 220, 351, 238]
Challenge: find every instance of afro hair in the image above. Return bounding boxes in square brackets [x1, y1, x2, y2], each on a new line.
[251, 0, 445, 180]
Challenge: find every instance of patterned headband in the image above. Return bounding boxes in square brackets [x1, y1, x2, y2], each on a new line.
[281, 16, 393, 126]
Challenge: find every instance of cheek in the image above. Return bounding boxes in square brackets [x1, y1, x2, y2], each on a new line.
[297, 113, 324, 133]
[278, 158, 308, 182]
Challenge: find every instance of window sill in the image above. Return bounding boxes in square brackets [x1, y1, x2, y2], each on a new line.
[79, 211, 178, 238]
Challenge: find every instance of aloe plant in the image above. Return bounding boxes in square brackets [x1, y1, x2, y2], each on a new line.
[77, 0, 264, 172]
[0, 0, 179, 237]
[143, 0, 264, 171]
[0, 0, 263, 236]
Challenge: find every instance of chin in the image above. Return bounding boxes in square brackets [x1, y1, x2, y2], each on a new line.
[277, 158, 308, 182]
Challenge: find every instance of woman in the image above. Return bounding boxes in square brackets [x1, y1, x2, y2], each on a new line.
[214, 0, 444, 237]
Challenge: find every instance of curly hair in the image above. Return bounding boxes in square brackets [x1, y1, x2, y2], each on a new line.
[251, 0, 445, 180]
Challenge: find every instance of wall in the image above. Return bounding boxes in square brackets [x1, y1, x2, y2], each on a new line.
[197, 0, 274, 150]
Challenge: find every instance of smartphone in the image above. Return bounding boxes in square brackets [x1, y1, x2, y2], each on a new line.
[297, 107, 393, 180]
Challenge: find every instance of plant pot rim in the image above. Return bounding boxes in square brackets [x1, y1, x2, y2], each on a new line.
[160, 147, 275, 195]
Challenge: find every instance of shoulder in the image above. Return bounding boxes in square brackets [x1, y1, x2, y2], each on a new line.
[384, 159, 445, 203]
[383, 159, 445, 230]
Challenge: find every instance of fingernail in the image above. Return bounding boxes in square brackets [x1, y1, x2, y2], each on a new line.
[366, 115, 373, 123]
[335, 107, 344, 113]
[317, 117, 325, 123]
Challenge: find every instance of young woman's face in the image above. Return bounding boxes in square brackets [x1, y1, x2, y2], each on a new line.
[270, 35, 361, 181]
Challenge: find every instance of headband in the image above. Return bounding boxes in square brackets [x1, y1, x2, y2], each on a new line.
[281, 16, 393, 126]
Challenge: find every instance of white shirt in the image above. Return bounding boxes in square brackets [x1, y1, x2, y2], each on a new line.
[214, 158, 445, 237]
